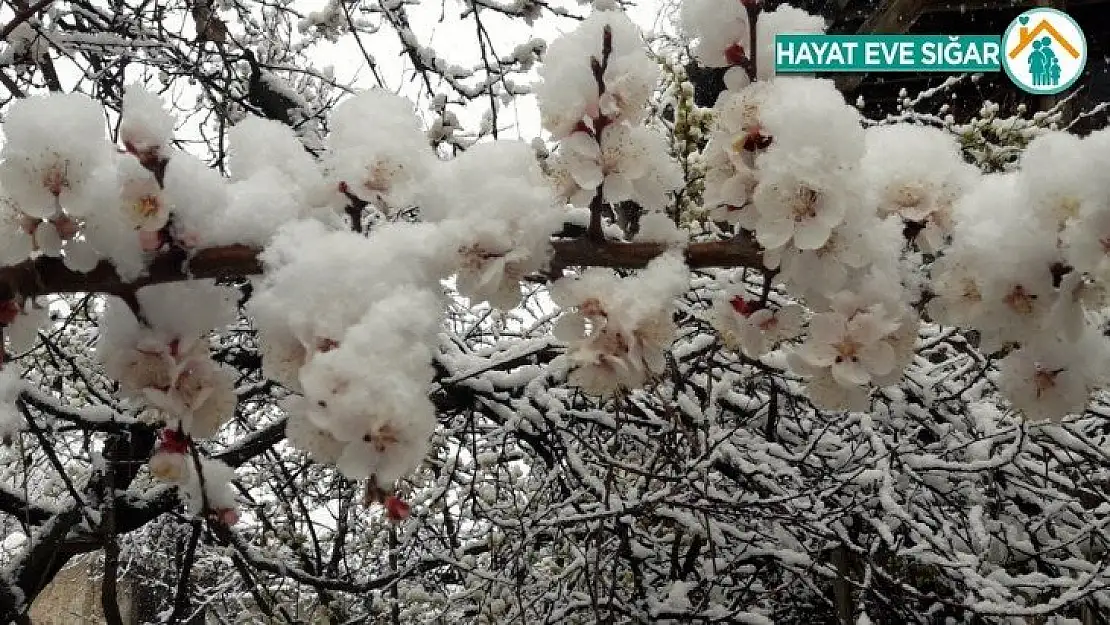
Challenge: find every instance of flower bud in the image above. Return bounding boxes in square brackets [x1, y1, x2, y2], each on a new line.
[149, 451, 185, 483]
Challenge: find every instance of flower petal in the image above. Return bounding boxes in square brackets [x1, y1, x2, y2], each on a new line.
[755, 216, 795, 250]
[808, 313, 846, 344]
[860, 340, 896, 376]
[832, 359, 870, 386]
[603, 174, 635, 204]
[793, 218, 831, 250]
[796, 341, 837, 367]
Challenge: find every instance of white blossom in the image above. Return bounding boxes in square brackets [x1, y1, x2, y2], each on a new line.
[296, 290, 441, 486]
[996, 337, 1100, 423]
[679, 0, 750, 69]
[861, 125, 980, 252]
[559, 124, 681, 211]
[788, 293, 902, 389]
[712, 293, 804, 358]
[321, 90, 435, 212]
[535, 10, 652, 138]
[552, 252, 689, 395]
[0, 93, 112, 219]
[120, 85, 176, 160]
[419, 140, 564, 309]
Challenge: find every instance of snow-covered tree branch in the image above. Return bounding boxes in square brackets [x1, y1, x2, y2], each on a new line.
[1, 0, 1109, 623]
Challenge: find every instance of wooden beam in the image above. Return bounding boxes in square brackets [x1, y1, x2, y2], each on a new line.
[834, 0, 934, 93]
[921, 0, 1108, 13]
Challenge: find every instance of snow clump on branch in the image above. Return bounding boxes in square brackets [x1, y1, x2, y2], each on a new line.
[539, 7, 684, 220]
[419, 140, 565, 309]
[321, 89, 436, 214]
[97, 281, 238, 439]
[249, 219, 449, 489]
[552, 253, 689, 395]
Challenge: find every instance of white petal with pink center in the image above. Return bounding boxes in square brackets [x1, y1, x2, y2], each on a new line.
[552, 253, 688, 396]
[0, 92, 112, 219]
[997, 341, 1092, 423]
[790, 296, 904, 396]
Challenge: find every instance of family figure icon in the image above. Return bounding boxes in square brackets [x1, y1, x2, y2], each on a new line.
[1004, 10, 1084, 93]
[1028, 37, 1061, 86]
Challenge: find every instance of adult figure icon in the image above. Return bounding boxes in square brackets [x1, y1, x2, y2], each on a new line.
[1029, 38, 1047, 85]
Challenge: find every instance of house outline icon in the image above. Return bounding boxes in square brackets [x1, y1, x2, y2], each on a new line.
[1000, 8, 1087, 94]
[1008, 19, 1081, 60]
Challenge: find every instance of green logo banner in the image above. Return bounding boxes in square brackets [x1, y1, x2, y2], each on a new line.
[774, 35, 1003, 73]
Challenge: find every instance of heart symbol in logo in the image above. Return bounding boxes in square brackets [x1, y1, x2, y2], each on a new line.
[1019, 15, 1030, 25]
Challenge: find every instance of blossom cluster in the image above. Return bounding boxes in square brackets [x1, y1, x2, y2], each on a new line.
[930, 132, 1110, 421]
[678, 3, 922, 409]
[3, 1, 1110, 528]
[0, 83, 568, 515]
[681, 2, 1110, 420]
[540, 9, 684, 221]
[249, 220, 446, 490]
[98, 282, 239, 439]
[551, 253, 690, 395]
[531, 7, 697, 395]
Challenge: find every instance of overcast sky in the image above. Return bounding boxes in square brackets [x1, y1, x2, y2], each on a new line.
[0, 0, 675, 149]
[299, 0, 672, 141]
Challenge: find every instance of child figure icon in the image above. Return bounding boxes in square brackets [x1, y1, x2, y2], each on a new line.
[1029, 36, 1060, 86]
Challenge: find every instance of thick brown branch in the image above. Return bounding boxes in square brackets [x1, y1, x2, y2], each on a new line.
[0, 485, 53, 524]
[550, 236, 763, 271]
[0, 237, 763, 301]
[0, 0, 54, 44]
[0, 245, 263, 301]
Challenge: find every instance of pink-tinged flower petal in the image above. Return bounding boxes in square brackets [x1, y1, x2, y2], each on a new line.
[847, 313, 889, 344]
[562, 132, 602, 160]
[602, 174, 635, 204]
[786, 350, 823, 377]
[567, 159, 604, 191]
[748, 309, 773, 326]
[831, 359, 870, 386]
[860, 340, 896, 376]
[631, 175, 670, 212]
[808, 313, 847, 345]
[720, 172, 755, 205]
[739, 323, 767, 357]
[792, 218, 831, 250]
[815, 196, 848, 227]
[755, 216, 795, 250]
[723, 66, 751, 92]
[139, 229, 163, 251]
[553, 313, 587, 343]
[775, 305, 805, 337]
[583, 100, 601, 121]
[808, 373, 871, 412]
[795, 341, 837, 367]
[608, 147, 649, 181]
